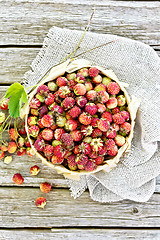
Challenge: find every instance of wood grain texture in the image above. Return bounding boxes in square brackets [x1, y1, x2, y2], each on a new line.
[0, 1, 160, 45]
[0, 229, 160, 240]
[0, 48, 159, 84]
[0, 187, 160, 228]
[0, 48, 39, 84]
[0, 153, 67, 188]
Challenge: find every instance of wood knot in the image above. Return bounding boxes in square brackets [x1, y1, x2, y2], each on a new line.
[132, 207, 139, 214]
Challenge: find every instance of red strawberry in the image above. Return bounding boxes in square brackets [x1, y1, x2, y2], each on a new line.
[89, 67, 99, 77]
[91, 117, 100, 127]
[112, 113, 125, 124]
[18, 123, 26, 135]
[74, 83, 86, 95]
[0, 98, 9, 110]
[69, 106, 81, 118]
[34, 139, 45, 151]
[54, 128, 65, 140]
[42, 128, 53, 141]
[96, 103, 106, 113]
[76, 96, 87, 108]
[78, 142, 91, 155]
[92, 75, 102, 84]
[75, 73, 86, 83]
[65, 119, 77, 131]
[68, 79, 76, 90]
[62, 97, 75, 110]
[120, 111, 130, 121]
[88, 151, 98, 159]
[85, 103, 97, 116]
[51, 155, 64, 164]
[52, 105, 63, 116]
[73, 145, 80, 155]
[44, 93, 54, 105]
[112, 107, 120, 115]
[104, 127, 117, 139]
[30, 98, 41, 109]
[41, 114, 53, 128]
[91, 128, 102, 138]
[79, 112, 92, 125]
[54, 145, 67, 158]
[13, 173, 24, 185]
[61, 133, 74, 148]
[85, 160, 97, 171]
[105, 139, 116, 150]
[94, 156, 104, 165]
[70, 130, 82, 141]
[39, 105, 48, 118]
[86, 90, 97, 101]
[106, 97, 118, 109]
[107, 82, 120, 95]
[107, 145, 118, 156]
[101, 111, 112, 123]
[67, 154, 77, 171]
[43, 145, 54, 157]
[37, 85, 49, 96]
[97, 91, 109, 103]
[76, 154, 88, 170]
[98, 119, 110, 132]
[56, 77, 67, 87]
[58, 86, 70, 98]
[17, 148, 26, 156]
[99, 145, 108, 155]
[119, 122, 131, 135]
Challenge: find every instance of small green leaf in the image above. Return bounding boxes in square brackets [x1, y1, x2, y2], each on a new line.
[5, 82, 28, 118]
[8, 93, 21, 118]
[21, 90, 28, 103]
[5, 83, 23, 98]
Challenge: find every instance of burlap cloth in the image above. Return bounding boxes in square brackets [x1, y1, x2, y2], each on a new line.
[23, 26, 160, 202]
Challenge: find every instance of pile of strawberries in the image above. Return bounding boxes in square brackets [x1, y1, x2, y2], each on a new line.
[0, 98, 35, 164]
[28, 67, 131, 172]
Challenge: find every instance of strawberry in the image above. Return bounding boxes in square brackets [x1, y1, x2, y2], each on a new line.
[74, 83, 86, 95]
[79, 112, 92, 125]
[85, 103, 97, 115]
[106, 82, 120, 95]
[89, 67, 99, 77]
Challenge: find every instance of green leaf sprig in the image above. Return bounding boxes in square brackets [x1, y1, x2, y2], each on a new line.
[5, 82, 28, 118]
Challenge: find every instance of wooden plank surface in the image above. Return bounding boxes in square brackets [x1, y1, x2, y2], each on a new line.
[0, 1, 160, 45]
[0, 0, 160, 236]
[0, 229, 160, 240]
[0, 187, 160, 228]
[0, 48, 39, 84]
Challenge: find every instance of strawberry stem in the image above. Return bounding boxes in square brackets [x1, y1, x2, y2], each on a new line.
[74, 38, 121, 58]
[60, 9, 95, 64]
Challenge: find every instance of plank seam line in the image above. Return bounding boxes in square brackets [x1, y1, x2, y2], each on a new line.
[0, 45, 42, 48]
[0, 186, 159, 194]
[0, 227, 160, 230]
[0, 45, 159, 51]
